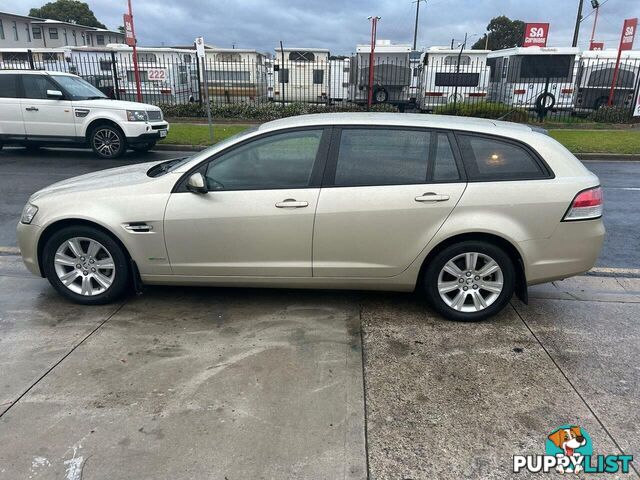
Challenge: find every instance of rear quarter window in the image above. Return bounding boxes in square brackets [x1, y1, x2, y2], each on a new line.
[456, 134, 549, 181]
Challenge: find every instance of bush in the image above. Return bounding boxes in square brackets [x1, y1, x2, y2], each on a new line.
[159, 101, 398, 121]
[433, 101, 529, 123]
[588, 106, 635, 124]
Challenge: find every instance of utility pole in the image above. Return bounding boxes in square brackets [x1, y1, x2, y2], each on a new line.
[367, 16, 381, 109]
[127, 0, 142, 102]
[572, 0, 585, 47]
[412, 0, 426, 51]
[589, 0, 600, 46]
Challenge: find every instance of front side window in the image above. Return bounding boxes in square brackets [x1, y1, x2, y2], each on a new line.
[457, 134, 547, 181]
[205, 129, 323, 190]
[334, 129, 430, 186]
[22, 75, 59, 99]
[49, 27, 58, 39]
[51, 75, 106, 100]
[0, 74, 20, 98]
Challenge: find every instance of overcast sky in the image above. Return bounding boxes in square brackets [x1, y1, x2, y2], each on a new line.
[2, 0, 638, 54]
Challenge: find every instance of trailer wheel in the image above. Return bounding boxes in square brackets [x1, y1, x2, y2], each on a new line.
[374, 87, 389, 103]
[593, 96, 608, 110]
[535, 92, 556, 111]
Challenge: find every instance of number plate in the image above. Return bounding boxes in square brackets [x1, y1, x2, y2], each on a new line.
[159, 130, 167, 138]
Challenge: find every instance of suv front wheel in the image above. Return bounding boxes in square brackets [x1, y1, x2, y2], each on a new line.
[423, 240, 516, 322]
[90, 124, 126, 159]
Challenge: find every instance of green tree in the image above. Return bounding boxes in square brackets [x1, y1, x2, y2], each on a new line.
[472, 16, 525, 50]
[29, 0, 106, 29]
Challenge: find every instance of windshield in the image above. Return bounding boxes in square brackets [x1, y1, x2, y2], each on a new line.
[52, 75, 108, 100]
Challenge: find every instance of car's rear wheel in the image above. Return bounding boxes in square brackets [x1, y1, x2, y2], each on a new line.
[42, 226, 130, 304]
[423, 240, 515, 322]
[90, 124, 126, 159]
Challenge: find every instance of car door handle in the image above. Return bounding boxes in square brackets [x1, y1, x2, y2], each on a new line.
[415, 192, 450, 202]
[25, 107, 39, 112]
[275, 199, 309, 208]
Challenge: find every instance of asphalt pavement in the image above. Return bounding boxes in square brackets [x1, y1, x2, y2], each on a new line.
[0, 147, 637, 273]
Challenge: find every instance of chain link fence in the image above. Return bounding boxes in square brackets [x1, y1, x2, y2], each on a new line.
[1, 48, 639, 123]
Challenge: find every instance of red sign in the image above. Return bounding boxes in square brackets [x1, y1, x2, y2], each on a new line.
[589, 41, 604, 50]
[123, 13, 135, 46]
[620, 18, 637, 51]
[523, 23, 549, 47]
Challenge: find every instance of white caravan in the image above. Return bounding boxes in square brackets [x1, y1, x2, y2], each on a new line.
[487, 46, 580, 111]
[202, 48, 268, 104]
[0, 48, 69, 72]
[348, 40, 413, 107]
[329, 56, 350, 103]
[418, 47, 491, 111]
[273, 47, 330, 103]
[574, 49, 640, 113]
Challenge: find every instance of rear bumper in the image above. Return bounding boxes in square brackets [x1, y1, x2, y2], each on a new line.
[519, 218, 605, 285]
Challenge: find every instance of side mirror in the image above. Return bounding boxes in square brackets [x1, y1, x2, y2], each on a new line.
[46, 89, 63, 99]
[186, 172, 208, 194]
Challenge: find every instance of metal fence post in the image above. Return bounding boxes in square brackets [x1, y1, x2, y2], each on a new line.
[111, 51, 120, 100]
[27, 49, 35, 70]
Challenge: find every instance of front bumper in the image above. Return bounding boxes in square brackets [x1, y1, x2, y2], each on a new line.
[126, 121, 169, 145]
[17, 222, 43, 277]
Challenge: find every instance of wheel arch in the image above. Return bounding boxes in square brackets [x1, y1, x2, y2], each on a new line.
[84, 118, 126, 142]
[416, 232, 528, 303]
[37, 218, 132, 278]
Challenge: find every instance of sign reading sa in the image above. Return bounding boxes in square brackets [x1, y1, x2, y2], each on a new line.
[620, 18, 637, 51]
[589, 41, 604, 50]
[123, 14, 135, 47]
[523, 23, 549, 47]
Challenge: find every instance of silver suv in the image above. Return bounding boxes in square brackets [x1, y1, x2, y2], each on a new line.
[17, 113, 604, 321]
[0, 70, 169, 158]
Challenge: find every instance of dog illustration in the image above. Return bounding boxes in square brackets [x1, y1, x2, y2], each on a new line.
[548, 426, 587, 474]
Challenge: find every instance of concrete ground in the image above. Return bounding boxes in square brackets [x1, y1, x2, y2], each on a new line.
[1, 147, 639, 478]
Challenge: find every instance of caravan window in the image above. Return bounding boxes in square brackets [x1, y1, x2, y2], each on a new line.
[183, 54, 191, 63]
[289, 51, 315, 62]
[279, 68, 289, 83]
[588, 67, 635, 88]
[313, 69, 324, 84]
[435, 72, 480, 87]
[444, 55, 471, 66]
[518, 55, 574, 80]
[42, 52, 59, 62]
[99, 60, 113, 71]
[216, 53, 241, 62]
[137, 53, 157, 63]
[206, 70, 251, 82]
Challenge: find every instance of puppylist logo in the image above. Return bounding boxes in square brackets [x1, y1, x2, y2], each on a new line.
[513, 425, 634, 474]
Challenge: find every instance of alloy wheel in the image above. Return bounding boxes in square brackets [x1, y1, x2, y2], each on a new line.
[92, 128, 121, 157]
[437, 252, 504, 313]
[53, 237, 116, 296]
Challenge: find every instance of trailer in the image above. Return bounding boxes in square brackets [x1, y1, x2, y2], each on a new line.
[574, 49, 640, 113]
[329, 56, 350, 103]
[417, 46, 491, 111]
[487, 46, 580, 111]
[0, 48, 69, 71]
[273, 47, 330, 103]
[202, 48, 269, 104]
[348, 40, 413, 107]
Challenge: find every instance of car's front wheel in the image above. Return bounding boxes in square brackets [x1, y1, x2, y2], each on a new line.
[423, 240, 515, 322]
[90, 124, 126, 159]
[42, 226, 130, 304]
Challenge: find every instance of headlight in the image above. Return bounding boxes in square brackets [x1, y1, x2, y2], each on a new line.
[21, 203, 39, 224]
[126, 110, 148, 122]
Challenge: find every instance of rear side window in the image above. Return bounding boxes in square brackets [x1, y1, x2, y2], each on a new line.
[457, 134, 547, 181]
[334, 129, 430, 186]
[0, 74, 19, 98]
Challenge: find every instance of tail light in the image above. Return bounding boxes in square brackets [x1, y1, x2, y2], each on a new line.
[424, 92, 444, 97]
[561, 88, 574, 94]
[563, 186, 603, 221]
[468, 92, 487, 97]
[514, 89, 526, 95]
[160, 88, 171, 94]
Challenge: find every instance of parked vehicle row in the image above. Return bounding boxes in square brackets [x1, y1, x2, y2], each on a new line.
[2, 44, 638, 114]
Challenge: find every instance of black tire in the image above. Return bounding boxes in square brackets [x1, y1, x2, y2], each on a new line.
[535, 92, 556, 112]
[132, 141, 156, 153]
[423, 240, 516, 322]
[89, 124, 126, 159]
[42, 225, 131, 305]
[593, 96, 608, 110]
[373, 87, 388, 103]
